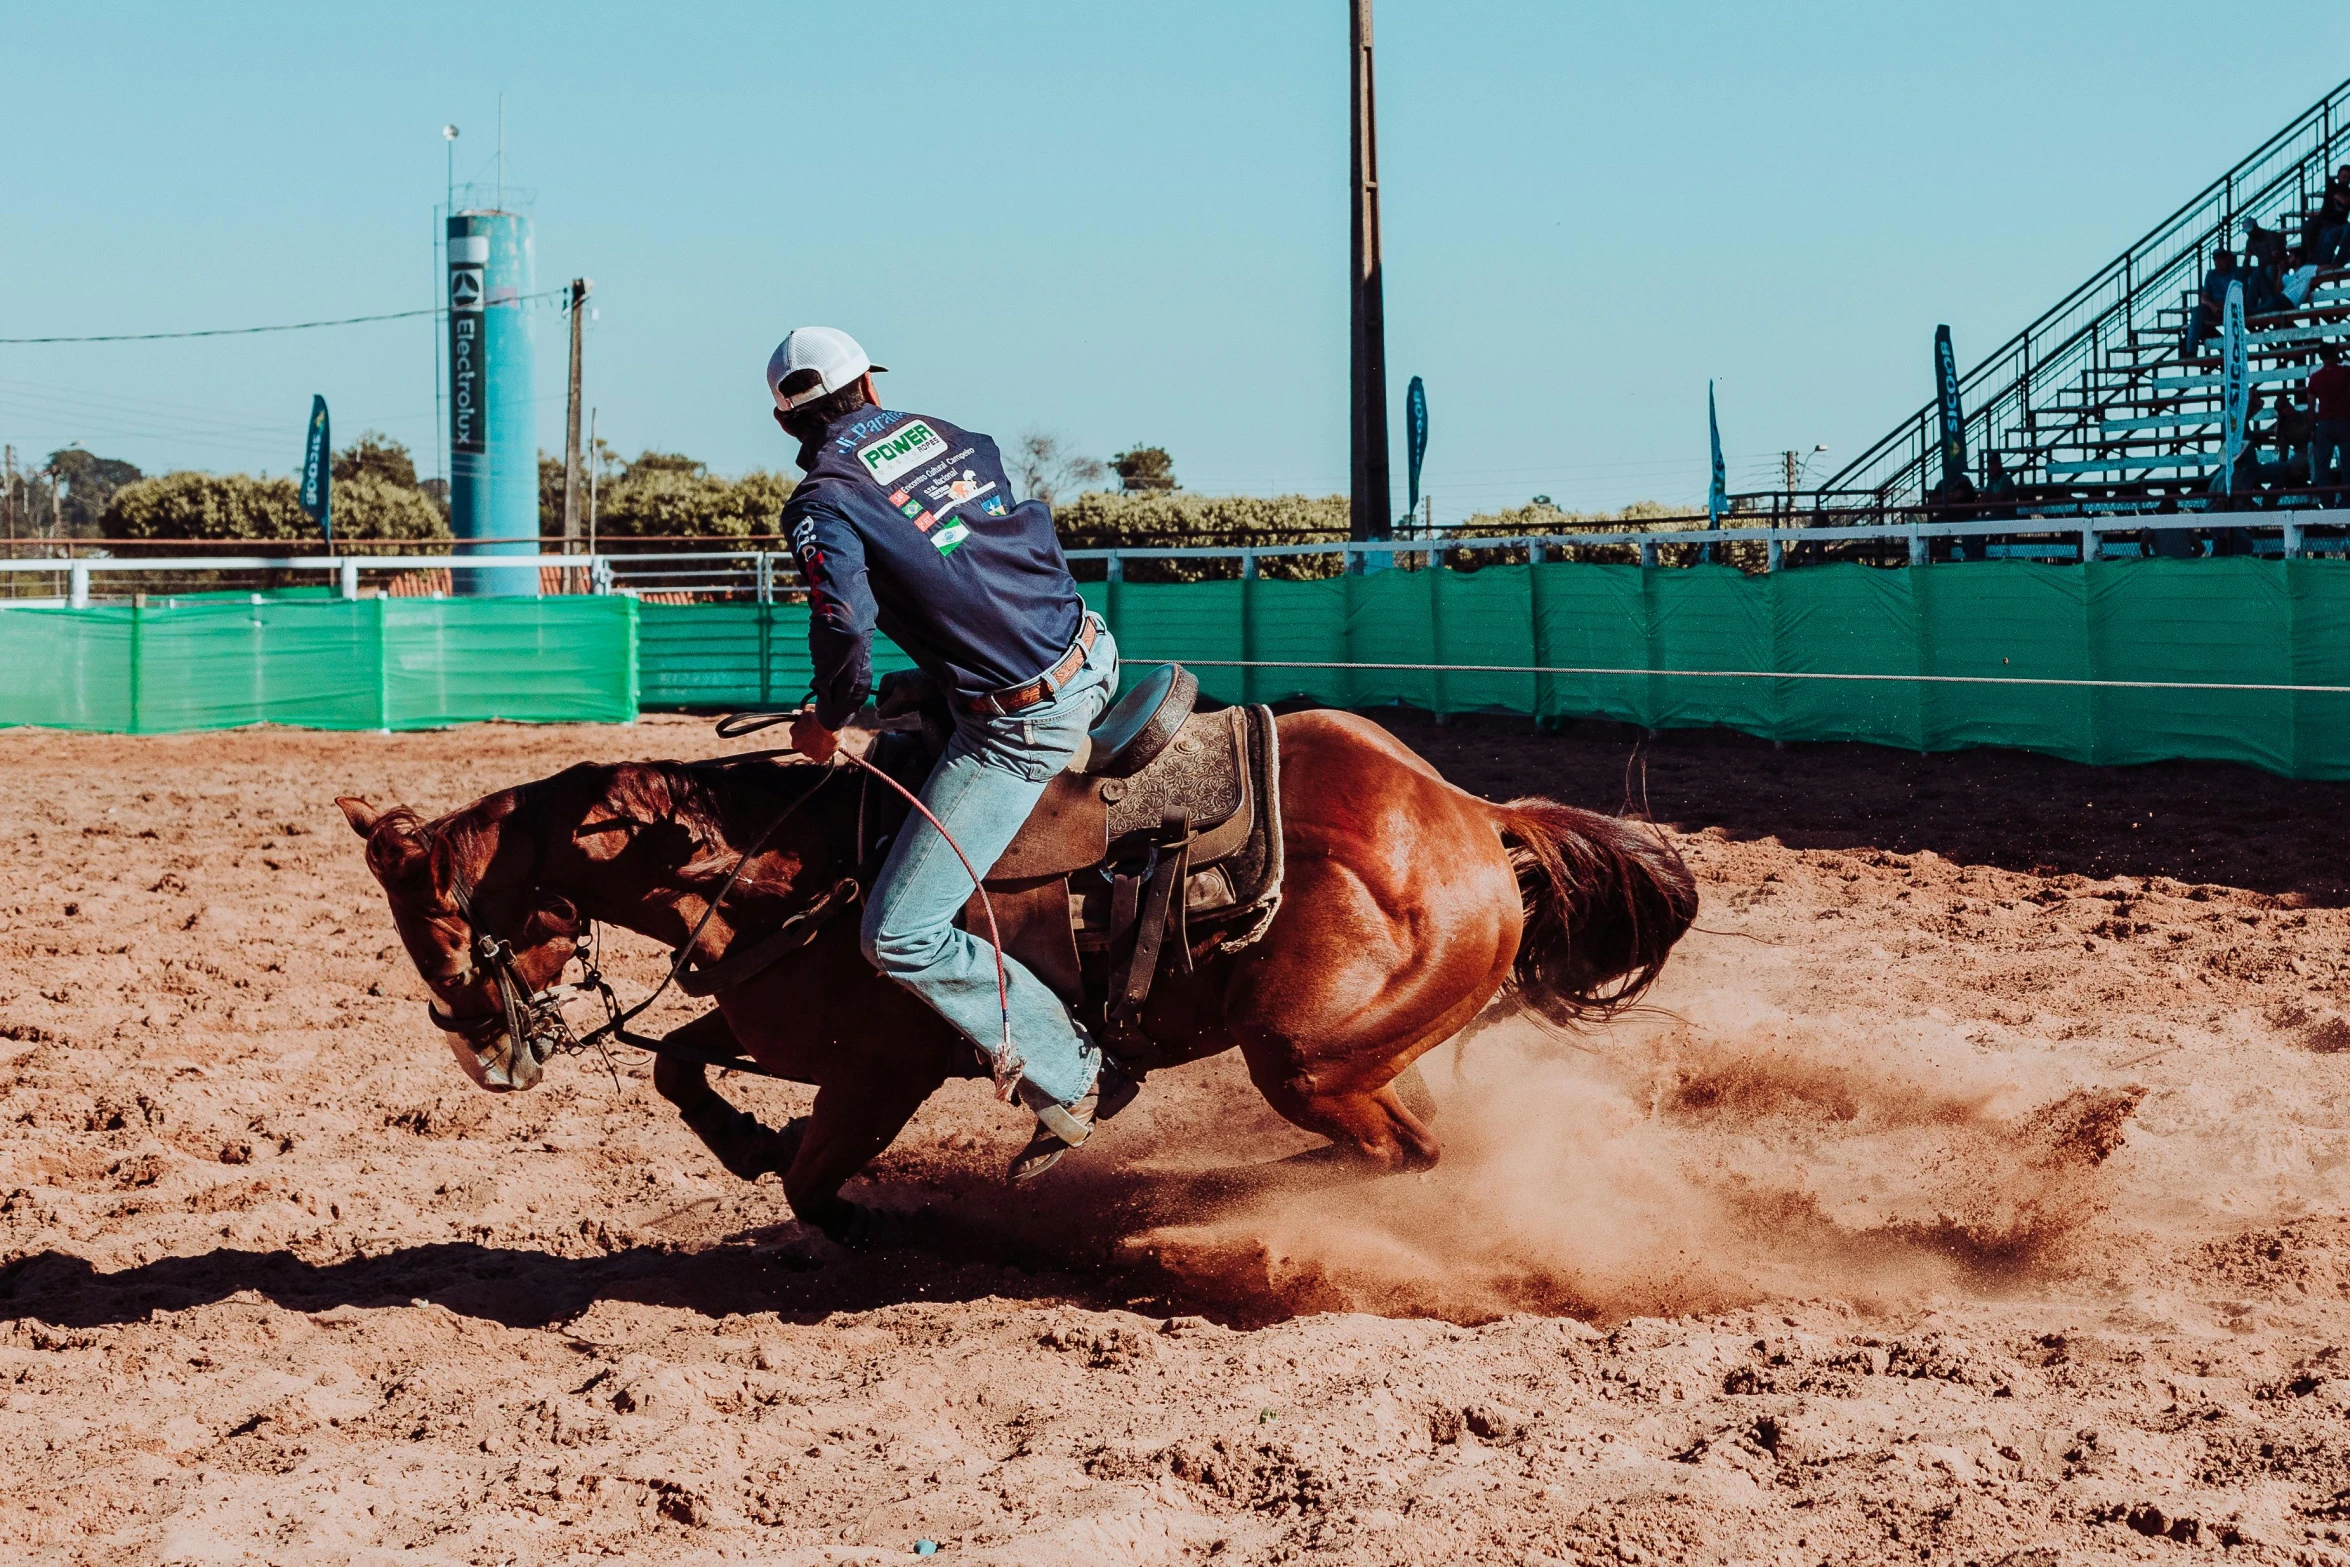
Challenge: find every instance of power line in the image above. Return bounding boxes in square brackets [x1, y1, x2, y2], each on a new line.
[0, 289, 568, 345]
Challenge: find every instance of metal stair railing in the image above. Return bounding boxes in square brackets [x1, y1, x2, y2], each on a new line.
[1817, 76, 2350, 510]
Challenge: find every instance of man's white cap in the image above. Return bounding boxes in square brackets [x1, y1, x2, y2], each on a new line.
[766, 326, 886, 411]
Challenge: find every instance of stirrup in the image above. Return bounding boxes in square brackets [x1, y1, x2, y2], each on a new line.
[1033, 1098, 1093, 1147]
[1008, 1081, 1099, 1185]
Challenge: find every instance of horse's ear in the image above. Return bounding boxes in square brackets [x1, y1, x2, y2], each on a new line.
[337, 796, 383, 837]
[362, 813, 434, 892]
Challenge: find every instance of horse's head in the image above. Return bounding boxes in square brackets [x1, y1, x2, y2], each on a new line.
[337, 792, 584, 1092]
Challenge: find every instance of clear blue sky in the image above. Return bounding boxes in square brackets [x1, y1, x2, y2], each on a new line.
[4, 2, 2347, 520]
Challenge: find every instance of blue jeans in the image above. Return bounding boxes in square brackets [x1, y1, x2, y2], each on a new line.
[860, 619, 1118, 1107]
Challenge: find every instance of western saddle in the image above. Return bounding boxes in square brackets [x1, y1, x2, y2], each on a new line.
[866, 663, 1284, 1062]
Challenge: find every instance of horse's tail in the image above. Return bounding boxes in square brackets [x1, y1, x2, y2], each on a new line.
[1485, 797, 1698, 1027]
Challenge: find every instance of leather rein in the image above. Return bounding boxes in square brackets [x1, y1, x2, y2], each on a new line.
[417, 765, 855, 1085]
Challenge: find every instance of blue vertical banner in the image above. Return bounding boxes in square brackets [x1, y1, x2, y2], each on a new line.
[446, 210, 539, 596]
[1706, 381, 1727, 529]
[1934, 324, 1967, 487]
[1404, 375, 1428, 518]
[298, 395, 332, 547]
[2216, 279, 2249, 496]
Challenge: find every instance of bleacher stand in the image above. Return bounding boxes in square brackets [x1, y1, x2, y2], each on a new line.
[1818, 87, 2350, 561]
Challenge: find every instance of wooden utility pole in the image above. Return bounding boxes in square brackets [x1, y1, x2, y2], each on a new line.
[1349, 0, 1392, 548]
[561, 278, 593, 582]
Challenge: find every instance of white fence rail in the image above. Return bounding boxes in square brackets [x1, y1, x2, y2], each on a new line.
[7, 508, 2350, 606]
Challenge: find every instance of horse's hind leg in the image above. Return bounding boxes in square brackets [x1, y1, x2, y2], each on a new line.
[1237, 1033, 1444, 1174]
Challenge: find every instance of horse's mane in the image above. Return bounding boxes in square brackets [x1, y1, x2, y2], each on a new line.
[466, 757, 870, 879]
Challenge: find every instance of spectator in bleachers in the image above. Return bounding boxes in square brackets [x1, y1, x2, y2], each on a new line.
[1925, 466, 1977, 514]
[2245, 221, 2290, 315]
[2308, 168, 2350, 267]
[2274, 390, 2317, 485]
[2312, 344, 2350, 489]
[2182, 251, 2238, 356]
[1980, 451, 2018, 515]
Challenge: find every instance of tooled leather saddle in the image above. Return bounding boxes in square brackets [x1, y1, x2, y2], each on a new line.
[869, 663, 1284, 1060]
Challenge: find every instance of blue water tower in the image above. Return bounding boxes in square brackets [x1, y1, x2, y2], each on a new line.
[445, 209, 539, 596]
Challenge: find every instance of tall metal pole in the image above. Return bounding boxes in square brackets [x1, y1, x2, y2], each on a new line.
[1349, 0, 1392, 547]
[440, 125, 458, 494]
[562, 277, 592, 575]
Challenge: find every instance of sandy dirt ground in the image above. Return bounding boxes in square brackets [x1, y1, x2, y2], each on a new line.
[8, 710, 2350, 1564]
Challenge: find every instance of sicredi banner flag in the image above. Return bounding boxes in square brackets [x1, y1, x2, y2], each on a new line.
[858, 420, 950, 488]
[1934, 325, 1968, 487]
[1707, 381, 1726, 529]
[298, 395, 332, 545]
[2217, 280, 2249, 496]
[1405, 375, 1428, 514]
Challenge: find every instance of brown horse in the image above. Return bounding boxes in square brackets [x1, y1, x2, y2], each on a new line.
[336, 709, 1696, 1244]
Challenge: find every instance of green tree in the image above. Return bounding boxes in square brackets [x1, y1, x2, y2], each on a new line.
[334, 472, 450, 540]
[1011, 432, 1106, 509]
[48, 448, 142, 536]
[332, 431, 419, 489]
[583, 451, 794, 540]
[103, 470, 449, 542]
[105, 472, 306, 541]
[538, 451, 565, 537]
[1109, 445, 1178, 492]
[1053, 491, 1350, 581]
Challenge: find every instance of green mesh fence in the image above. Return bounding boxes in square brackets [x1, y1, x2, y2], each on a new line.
[1079, 558, 2350, 778]
[0, 596, 638, 732]
[630, 559, 2350, 777]
[15, 563, 2350, 773]
[636, 602, 915, 712]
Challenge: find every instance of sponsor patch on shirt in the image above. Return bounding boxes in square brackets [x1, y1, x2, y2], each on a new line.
[932, 521, 970, 554]
[857, 420, 950, 488]
[980, 494, 1008, 518]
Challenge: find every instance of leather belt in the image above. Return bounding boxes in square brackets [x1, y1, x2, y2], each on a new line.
[961, 617, 1099, 717]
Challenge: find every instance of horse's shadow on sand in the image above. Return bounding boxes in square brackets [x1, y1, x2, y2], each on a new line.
[0, 1157, 1336, 1333]
[0, 1229, 1085, 1333]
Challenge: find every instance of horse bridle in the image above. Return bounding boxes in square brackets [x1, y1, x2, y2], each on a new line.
[415, 818, 597, 1081]
[415, 762, 846, 1082]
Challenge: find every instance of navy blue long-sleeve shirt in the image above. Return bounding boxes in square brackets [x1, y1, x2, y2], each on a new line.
[783, 406, 1084, 730]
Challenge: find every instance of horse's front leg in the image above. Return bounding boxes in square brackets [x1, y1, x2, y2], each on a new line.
[649, 1007, 947, 1249]
[782, 1070, 942, 1248]
[650, 1011, 808, 1182]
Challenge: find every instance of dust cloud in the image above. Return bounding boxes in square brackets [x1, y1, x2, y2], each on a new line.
[1133, 1008, 2144, 1323]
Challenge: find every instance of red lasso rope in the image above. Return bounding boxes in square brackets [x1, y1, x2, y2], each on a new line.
[836, 747, 1022, 1099]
